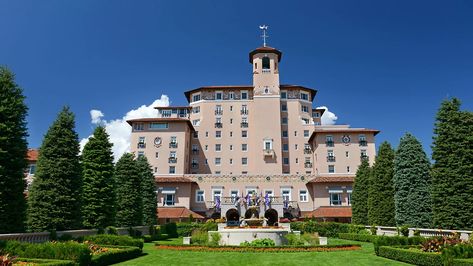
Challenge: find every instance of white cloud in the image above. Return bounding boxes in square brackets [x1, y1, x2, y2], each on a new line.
[317, 106, 338, 125]
[80, 95, 170, 161]
[90, 110, 104, 124]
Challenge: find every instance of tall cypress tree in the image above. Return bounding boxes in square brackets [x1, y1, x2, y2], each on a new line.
[81, 126, 115, 229]
[431, 98, 473, 229]
[368, 142, 395, 226]
[351, 159, 371, 225]
[394, 133, 432, 227]
[27, 107, 82, 231]
[115, 153, 142, 227]
[0, 67, 28, 233]
[137, 156, 157, 226]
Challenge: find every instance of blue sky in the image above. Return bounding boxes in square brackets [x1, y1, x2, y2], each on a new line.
[1, 0, 472, 157]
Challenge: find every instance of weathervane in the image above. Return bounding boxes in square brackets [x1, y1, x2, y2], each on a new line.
[259, 25, 269, 47]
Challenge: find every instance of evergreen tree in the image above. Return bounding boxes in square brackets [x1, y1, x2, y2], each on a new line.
[351, 159, 371, 225]
[81, 126, 115, 229]
[431, 98, 473, 229]
[368, 142, 395, 226]
[137, 156, 157, 226]
[0, 67, 28, 233]
[115, 153, 142, 227]
[27, 107, 82, 231]
[394, 133, 432, 227]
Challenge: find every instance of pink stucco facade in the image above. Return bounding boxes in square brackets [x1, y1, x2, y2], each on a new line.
[128, 45, 379, 223]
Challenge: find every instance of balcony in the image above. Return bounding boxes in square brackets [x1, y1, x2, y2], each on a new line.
[215, 122, 223, 128]
[169, 142, 178, 149]
[191, 163, 199, 169]
[137, 143, 146, 149]
[215, 109, 223, 115]
[263, 149, 275, 157]
[240, 109, 249, 115]
[168, 157, 177, 164]
[304, 148, 312, 154]
[304, 162, 313, 168]
[359, 140, 368, 146]
[325, 141, 334, 147]
[192, 149, 199, 155]
[327, 156, 336, 162]
[240, 122, 248, 128]
[360, 155, 369, 161]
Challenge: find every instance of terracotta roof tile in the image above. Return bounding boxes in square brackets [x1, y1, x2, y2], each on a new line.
[303, 206, 352, 218]
[309, 176, 354, 183]
[27, 149, 38, 162]
[157, 207, 204, 219]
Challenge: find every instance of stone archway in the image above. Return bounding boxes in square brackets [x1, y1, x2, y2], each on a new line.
[244, 208, 259, 219]
[225, 208, 239, 222]
[264, 209, 278, 226]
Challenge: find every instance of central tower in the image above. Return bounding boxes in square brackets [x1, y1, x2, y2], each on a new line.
[248, 25, 284, 174]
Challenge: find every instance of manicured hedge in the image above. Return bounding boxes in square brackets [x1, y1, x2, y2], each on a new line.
[290, 221, 366, 237]
[161, 223, 178, 238]
[2, 241, 91, 266]
[16, 258, 75, 266]
[90, 245, 142, 266]
[156, 244, 361, 252]
[373, 236, 426, 254]
[338, 233, 379, 243]
[84, 235, 144, 249]
[377, 246, 444, 266]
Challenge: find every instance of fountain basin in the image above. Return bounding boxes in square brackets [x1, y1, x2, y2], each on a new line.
[209, 227, 290, 246]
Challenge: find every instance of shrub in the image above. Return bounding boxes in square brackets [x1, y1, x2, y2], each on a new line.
[374, 236, 426, 255]
[377, 246, 443, 266]
[58, 234, 74, 242]
[176, 222, 201, 237]
[209, 233, 221, 246]
[285, 233, 304, 246]
[201, 220, 218, 232]
[442, 244, 473, 266]
[349, 224, 368, 234]
[90, 246, 142, 266]
[338, 233, 379, 243]
[191, 230, 208, 245]
[161, 223, 178, 238]
[290, 221, 351, 237]
[105, 226, 118, 235]
[370, 226, 377, 235]
[398, 225, 409, 237]
[414, 229, 421, 237]
[2, 241, 91, 266]
[127, 227, 142, 238]
[240, 238, 275, 247]
[49, 230, 58, 241]
[84, 235, 144, 249]
[301, 233, 319, 245]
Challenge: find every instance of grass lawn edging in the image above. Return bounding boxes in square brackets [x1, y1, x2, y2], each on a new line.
[15, 258, 75, 265]
[91, 245, 142, 266]
[155, 244, 361, 252]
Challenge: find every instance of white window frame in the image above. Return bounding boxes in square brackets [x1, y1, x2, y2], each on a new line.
[263, 139, 273, 150]
[215, 144, 222, 152]
[281, 90, 287, 99]
[164, 193, 175, 206]
[215, 157, 221, 166]
[281, 188, 292, 201]
[299, 190, 308, 202]
[329, 193, 342, 206]
[192, 93, 201, 102]
[241, 90, 248, 100]
[196, 190, 205, 203]
[215, 91, 223, 101]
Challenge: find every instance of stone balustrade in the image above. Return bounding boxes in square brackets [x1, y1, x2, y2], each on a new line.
[364, 225, 472, 241]
[0, 226, 150, 243]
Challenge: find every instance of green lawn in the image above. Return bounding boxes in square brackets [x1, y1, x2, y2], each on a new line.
[114, 238, 408, 266]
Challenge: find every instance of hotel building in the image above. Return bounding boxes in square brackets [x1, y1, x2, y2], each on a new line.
[128, 40, 379, 224]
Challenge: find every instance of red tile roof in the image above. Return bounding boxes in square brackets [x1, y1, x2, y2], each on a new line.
[303, 206, 352, 218]
[309, 176, 354, 183]
[27, 149, 38, 162]
[157, 207, 204, 219]
[155, 176, 194, 183]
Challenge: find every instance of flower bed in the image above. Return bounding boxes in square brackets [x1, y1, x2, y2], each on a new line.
[155, 244, 361, 252]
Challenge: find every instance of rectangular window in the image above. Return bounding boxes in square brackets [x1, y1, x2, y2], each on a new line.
[328, 165, 335, 173]
[192, 93, 201, 102]
[155, 152, 159, 159]
[230, 145, 233, 151]
[302, 118, 310, 124]
[205, 145, 208, 151]
[283, 143, 289, 151]
[301, 105, 309, 113]
[193, 131, 199, 138]
[230, 131, 233, 137]
[230, 190, 239, 200]
[282, 189, 291, 201]
[300, 92, 309, 101]
[133, 123, 144, 131]
[281, 117, 288, 124]
[149, 122, 168, 129]
[205, 131, 209, 137]
[192, 144, 199, 154]
[192, 106, 200, 113]
[192, 119, 200, 126]
[242, 130, 248, 138]
[229, 158, 233, 165]
[242, 171, 248, 175]
[242, 157, 248, 165]
[169, 166, 176, 174]
[241, 91, 248, 100]
[326, 135, 334, 147]
[281, 104, 287, 112]
[241, 144, 248, 151]
[216, 131, 222, 138]
[330, 193, 342, 206]
[215, 144, 221, 152]
[164, 194, 175, 206]
[283, 157, 289, 165]
[196, 190, 205, 203]
[299, 190, 308, 202]
[347, 166, 350, 173]
[281, 91, 287, 99]
[304, 130, 310, 137]
[215, 91, 223, 100]
[138, 136, 146, 148]
[215, 171, 221, 175]
[229, 92, 234, 100]
[314, 112, 320, 118]
[215, 158, 221, 165]
[282, 131, 288, 138]
[137, 151, 144, 157]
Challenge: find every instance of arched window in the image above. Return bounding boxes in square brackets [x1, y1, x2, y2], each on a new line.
[262, 56, 270, 70]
